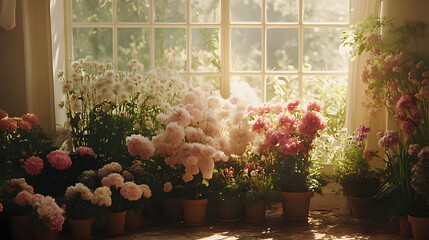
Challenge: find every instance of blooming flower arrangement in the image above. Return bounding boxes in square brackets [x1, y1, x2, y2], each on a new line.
[248, 100, 326, 193]
[58, 56, 187, 160]
[0, 110, 53, 189]
[211, 160, 246, 206]
[240, 162, 277, 206]
[411, 146, 429, 204]
[64, 183, 96, 219]
[31, 195, 65, 231]
[342, 17, 429, 217]
[331, 125, 381, 197]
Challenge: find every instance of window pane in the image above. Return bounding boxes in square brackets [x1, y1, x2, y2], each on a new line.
[231, 28, 261, 71]
[266, 75, 299, 102]
[117, 0, 149, 22]
[154, 0, 186, 23]
[230, 76, 263, 103]
[72, 0, 112, 22]
[191, 28, 220, 72]
[155, 28, 187, 70]
[73, 28, 113, 62]
[304, 0, 349, 23]
[303, 75, 347, 133]
[191, 0, 221, 23]
[191, 76, 220, 90]
[230, 0, 261, 23]
[303, 28, 348, 71]
[267, 28, 298, 71]
[266, 0, 298, 23]
[117, 28, 150, 71]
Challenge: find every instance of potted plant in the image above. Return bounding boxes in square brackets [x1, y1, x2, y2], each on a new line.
[342, 16, 429, 238]
[331, 125, 381, 218]
[248, 100, 326, 220]
[29, 195, 65, 240]
[121, 181, 152, 232]
[240, 162, 276, 223]
[211, 160, 246, 222]
[64, 183, 96, 239]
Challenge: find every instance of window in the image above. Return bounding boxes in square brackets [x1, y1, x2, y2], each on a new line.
[67, 0, 349, 108]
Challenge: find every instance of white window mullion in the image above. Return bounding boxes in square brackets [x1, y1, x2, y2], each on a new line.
[221, 0, 230, 98]
[150, 0, 155, 70]
[262, 0, 266, 102]
[112, 0, 118, 65]
[298, 0, 304, 99]
[187, 0, 192, 84]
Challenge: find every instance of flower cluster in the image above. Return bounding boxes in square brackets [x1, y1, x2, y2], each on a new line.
[75, 146, 94, 156]
[126, 134, 155, 160]
[34, 196, 65, 231]
[247, 100, 326, 192]
[47, 150, 72, 170]
[23, 156, 44, 176]
[91, 186, 112, 207]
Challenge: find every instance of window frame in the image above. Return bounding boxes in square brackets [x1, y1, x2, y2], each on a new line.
[64, 0, 350, 101]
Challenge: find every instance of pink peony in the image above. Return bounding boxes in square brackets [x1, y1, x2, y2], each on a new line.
[396, 94, 417, 110]
[21, 113, 40, 127]
[47, 150, 72, 170]
[75, 146, 94, 156]
[101, 173, 125, 189]
[287, 99, 300, 113]
[377, 130, 400, 149]
[298, 111, 326, 137]
[306, 101, 321, 112]
[163, 182, 173, 193]
[120, 182, 142, 201]
[14, 191, 34, 206]
[0, 109, 7, 119]
[0, 117, 18, 133]
[18, 120, 32, 131]
[126, 134, 155, 160]
[24, 156, 44, 176]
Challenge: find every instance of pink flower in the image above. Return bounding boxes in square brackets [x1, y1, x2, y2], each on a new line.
[75, 146, 94, 156]
[396, 94, 417, 110]
[279, 137, 304, 156]
[251, 116, 268, 133]
[120, 182, 143, 201]
[18, 120, 32, 131]
[363, 149, 377, 161]
[0, 117, 17, 133]
[167, 107, 192, 127]
[7, 178, 34, 194]
[24, 156, 44, 176]
[0, 109, 7, 119]
[298, 111, 326, 137]
[163, 182, 173, 193]
[306, 101, 321, 112]
[355, 125, 370, 141]
[101, 173, 125, 189]
[276, 114, 296, 133]
[47, 150, 72, 170]
[21, 113, 40, 127]
[0, 202, 3, 212]
[14, 191, 34, 206]
[287, 99, 300, 113]
[126, 134, 155, 160]
[34, 196, 65, 231]
[401, 121, 415, 135]
[417, 146, 429, 161]
[377, 130, 400, 149]
[408, 144, 421, 156]
[139, 184, 152, 198]
[165, 122, 185, 147]
[273, 104, 283, 115]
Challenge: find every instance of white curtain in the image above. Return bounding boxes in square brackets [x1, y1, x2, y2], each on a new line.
[0, 0, 16, 30]
[346, 0, 382, 132]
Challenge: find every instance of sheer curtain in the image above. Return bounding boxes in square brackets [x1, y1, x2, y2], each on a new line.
[0, 0, 16, 30]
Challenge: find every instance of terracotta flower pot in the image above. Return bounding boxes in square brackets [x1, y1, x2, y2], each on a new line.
[280, 191, 314, 220]
[348, 195, 372, 219]
[10, 216, 31, 240]
[182, 199, 208, 226]
[163, 198, 183, 222]
[125, 209, 143, 232]
[216, 199, 244, 223]
[33, 228, 59, 240]
[107, 211, 127, 235]
[244, 200, 266, 223]
[399, 215, 412, 238]
[68, 218, 93, 239]
[408, 215, 429, 240]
